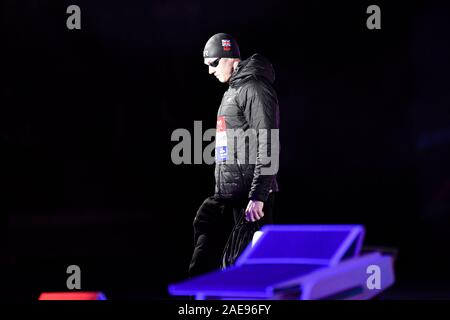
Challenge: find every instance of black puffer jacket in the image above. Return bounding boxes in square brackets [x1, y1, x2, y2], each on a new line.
[214, 53, 280, 202]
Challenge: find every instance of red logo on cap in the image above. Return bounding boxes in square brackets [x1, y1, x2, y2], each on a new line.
[222, 39, 231, 51]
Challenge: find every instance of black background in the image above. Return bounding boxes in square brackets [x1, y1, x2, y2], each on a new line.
[2, 0, 450, 299]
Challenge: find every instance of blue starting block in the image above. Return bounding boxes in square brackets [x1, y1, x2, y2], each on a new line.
[168, 225, 395, 300]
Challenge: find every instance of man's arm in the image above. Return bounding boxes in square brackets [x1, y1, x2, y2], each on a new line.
[240, 80, 279, 221]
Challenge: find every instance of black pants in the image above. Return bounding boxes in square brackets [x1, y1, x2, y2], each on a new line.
[188, 193, 275, 277]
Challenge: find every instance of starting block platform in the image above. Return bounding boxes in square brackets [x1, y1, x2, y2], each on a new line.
[168, 225, 395, 300]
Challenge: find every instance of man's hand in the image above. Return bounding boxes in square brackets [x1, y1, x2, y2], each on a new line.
[245, 200, 264, 222]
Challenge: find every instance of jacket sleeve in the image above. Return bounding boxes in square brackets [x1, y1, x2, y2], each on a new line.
[239, 80, 280, 202]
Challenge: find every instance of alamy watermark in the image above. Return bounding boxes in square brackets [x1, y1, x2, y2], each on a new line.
[66, 265, 81, 290]
[171, 121, 279, 175]
[366, 264, 381, 290]
[66, 5, 81, 30]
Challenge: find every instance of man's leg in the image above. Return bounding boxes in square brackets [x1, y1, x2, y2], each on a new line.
[188, 196, 232, 277]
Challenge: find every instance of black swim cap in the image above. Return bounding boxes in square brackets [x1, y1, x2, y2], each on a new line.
[203, 33, 240, 59]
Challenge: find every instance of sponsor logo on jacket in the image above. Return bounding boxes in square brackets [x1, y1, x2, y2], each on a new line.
[216, 116, 228, 161]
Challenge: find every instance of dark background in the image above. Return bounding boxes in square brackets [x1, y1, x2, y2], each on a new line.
[2, 0, 450, 299]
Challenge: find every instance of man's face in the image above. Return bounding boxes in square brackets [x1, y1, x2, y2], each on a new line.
[204, 57, 235, 83]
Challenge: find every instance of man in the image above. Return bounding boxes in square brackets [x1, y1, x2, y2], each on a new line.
[188, 33, 280, 277]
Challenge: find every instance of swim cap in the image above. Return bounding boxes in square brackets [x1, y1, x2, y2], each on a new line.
[203, 33, 240, 59]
